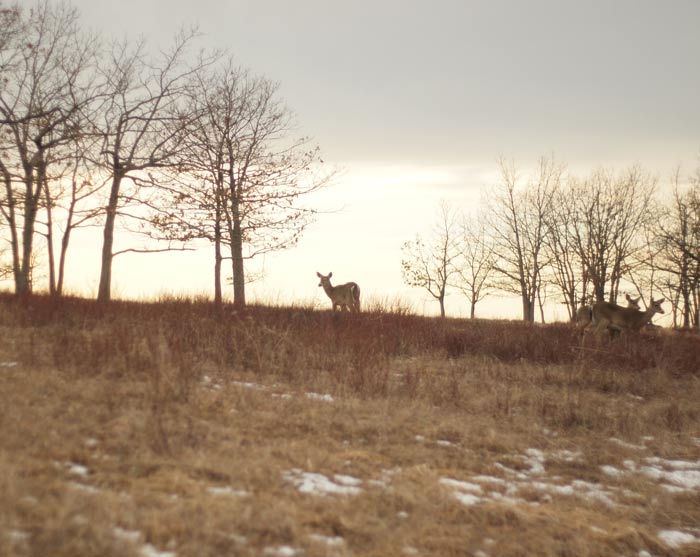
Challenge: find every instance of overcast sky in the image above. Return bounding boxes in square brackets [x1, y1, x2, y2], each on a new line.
[53, 1, 700, 318]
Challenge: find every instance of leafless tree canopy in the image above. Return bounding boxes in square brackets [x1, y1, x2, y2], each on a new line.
[654, 168, 700, 327]
[0, 1, 100, 295]
[0, 2, 332, 305]
[401, 201, 460, 318]
[482, 157, 561, 322]
[452, 213, 495, 319]
[147, 58, 333, 307]
[403, 157, 695, 327]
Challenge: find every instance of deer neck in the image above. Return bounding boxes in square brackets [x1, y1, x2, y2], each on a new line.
[632, 305, 657, 328]
[322, 282, 335, 297]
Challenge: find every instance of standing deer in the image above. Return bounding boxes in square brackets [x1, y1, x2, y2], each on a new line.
[591, 297, 664, 336]
[575, 293, 640, 329]
[574, 296, 592, 329]
[317, 272, 361, 313]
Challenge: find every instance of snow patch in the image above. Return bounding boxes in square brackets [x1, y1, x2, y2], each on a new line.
[306, 392, 334, 402]
[658, 529, 700, 548]
[206, 486, 249, 497]
[66, 462, 89, 476]
[309, 534, 345, 547]
[232, 380, 265, 390]
[140, 543, 176, 557]
[283, 469, 362, 496]
[609, 438, 647, 451]
[263, 546, 303, 556]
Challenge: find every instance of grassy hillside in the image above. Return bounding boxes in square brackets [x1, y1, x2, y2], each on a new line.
[1, 293, 699, 556]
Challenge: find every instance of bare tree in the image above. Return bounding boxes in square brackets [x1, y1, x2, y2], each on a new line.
[484, 156, 562, 322]
[150, 58, 332, 307]
[401, 201, 460, 318]
[568, 165, 656, 305]
[452, 213, 495, 319]
[543, 180, 585, 320]
[0, 1, 98, 295]
[654, 166, 700, 328]
[51, 146, 106, 295]
[91, 29, 210, 302]
[0, 3, 21, 68]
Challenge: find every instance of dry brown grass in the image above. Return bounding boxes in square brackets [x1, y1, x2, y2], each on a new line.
[0, 292, 699, 557]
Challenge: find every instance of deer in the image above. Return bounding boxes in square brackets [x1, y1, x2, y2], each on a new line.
[316, 272, 361, 313]
[591, 296, 665, 336]
[575, 293, 640, 329]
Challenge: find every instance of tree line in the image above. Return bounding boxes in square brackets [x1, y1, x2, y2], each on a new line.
[402, 156, 700, 328]
[0, 1, 331, 305]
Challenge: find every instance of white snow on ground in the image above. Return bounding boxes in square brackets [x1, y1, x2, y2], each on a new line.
[263, 545, 303, 556]
[609, 437, 647, 451]
[0, 361, 18, 367]
[439, 477, 484, 506]
[523, 448, 546, 474]
[600, 465, 625, 477]
[200, 375, 223, 390]
[140, 543, 176, 557]
[437, 444, 700, 553]
[306, 392, 334, 402]
[67, 462, 89, 477]
[205, 376, 335, 404]
[439, 478, 483, 493]
[113, 527, 141, 542]
[232, 380, 265, 390]
[68, 481, 100, 494]
[601, 456, 700, 492]
[309, 534, 345, 547]
[8, 530, 29, 541]
[113, 527, 176, 557]
[271, 393, 293, 400]
[657, 529, 700, 548]
[283, 469, 363, 496]
[206, 486, 249, 497]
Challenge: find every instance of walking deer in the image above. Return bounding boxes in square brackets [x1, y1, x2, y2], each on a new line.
[317, 272, 361, 313]
[591, 297, 664, 336]
[575, 293, 640, 329]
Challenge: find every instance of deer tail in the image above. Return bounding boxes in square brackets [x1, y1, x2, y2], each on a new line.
[352, 283, 361, 306]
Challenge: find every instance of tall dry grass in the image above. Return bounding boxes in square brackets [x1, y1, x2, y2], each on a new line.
[1, 292, 699, 556]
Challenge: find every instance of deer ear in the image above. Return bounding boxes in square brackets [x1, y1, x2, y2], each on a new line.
[328, 272, 332, 278]
[316, 272, 321, 277]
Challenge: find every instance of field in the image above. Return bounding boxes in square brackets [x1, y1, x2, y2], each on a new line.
[1, 293, 699, 557]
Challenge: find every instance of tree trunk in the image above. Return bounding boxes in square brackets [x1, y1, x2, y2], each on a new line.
[229, 177, 245, 307]
[522, 297, 535, 322]
[98, 173, 122, 302]
[57, 225, 71, 297]
[18, 164, 42, 296]
[231, 215, 245, 307]
[470, 300, 476, 319]
[213, 185, 223, 307]
[1, 162, 21, 291]
[214, 222, 222, 308]
[44, 183, 56, 296]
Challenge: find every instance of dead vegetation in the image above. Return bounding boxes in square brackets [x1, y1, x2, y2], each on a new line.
[0, 292, 699, 557]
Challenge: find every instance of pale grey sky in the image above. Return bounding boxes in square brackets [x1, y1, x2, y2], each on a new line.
[41, 1, 700, 317]
[70, 0, 700, 167]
